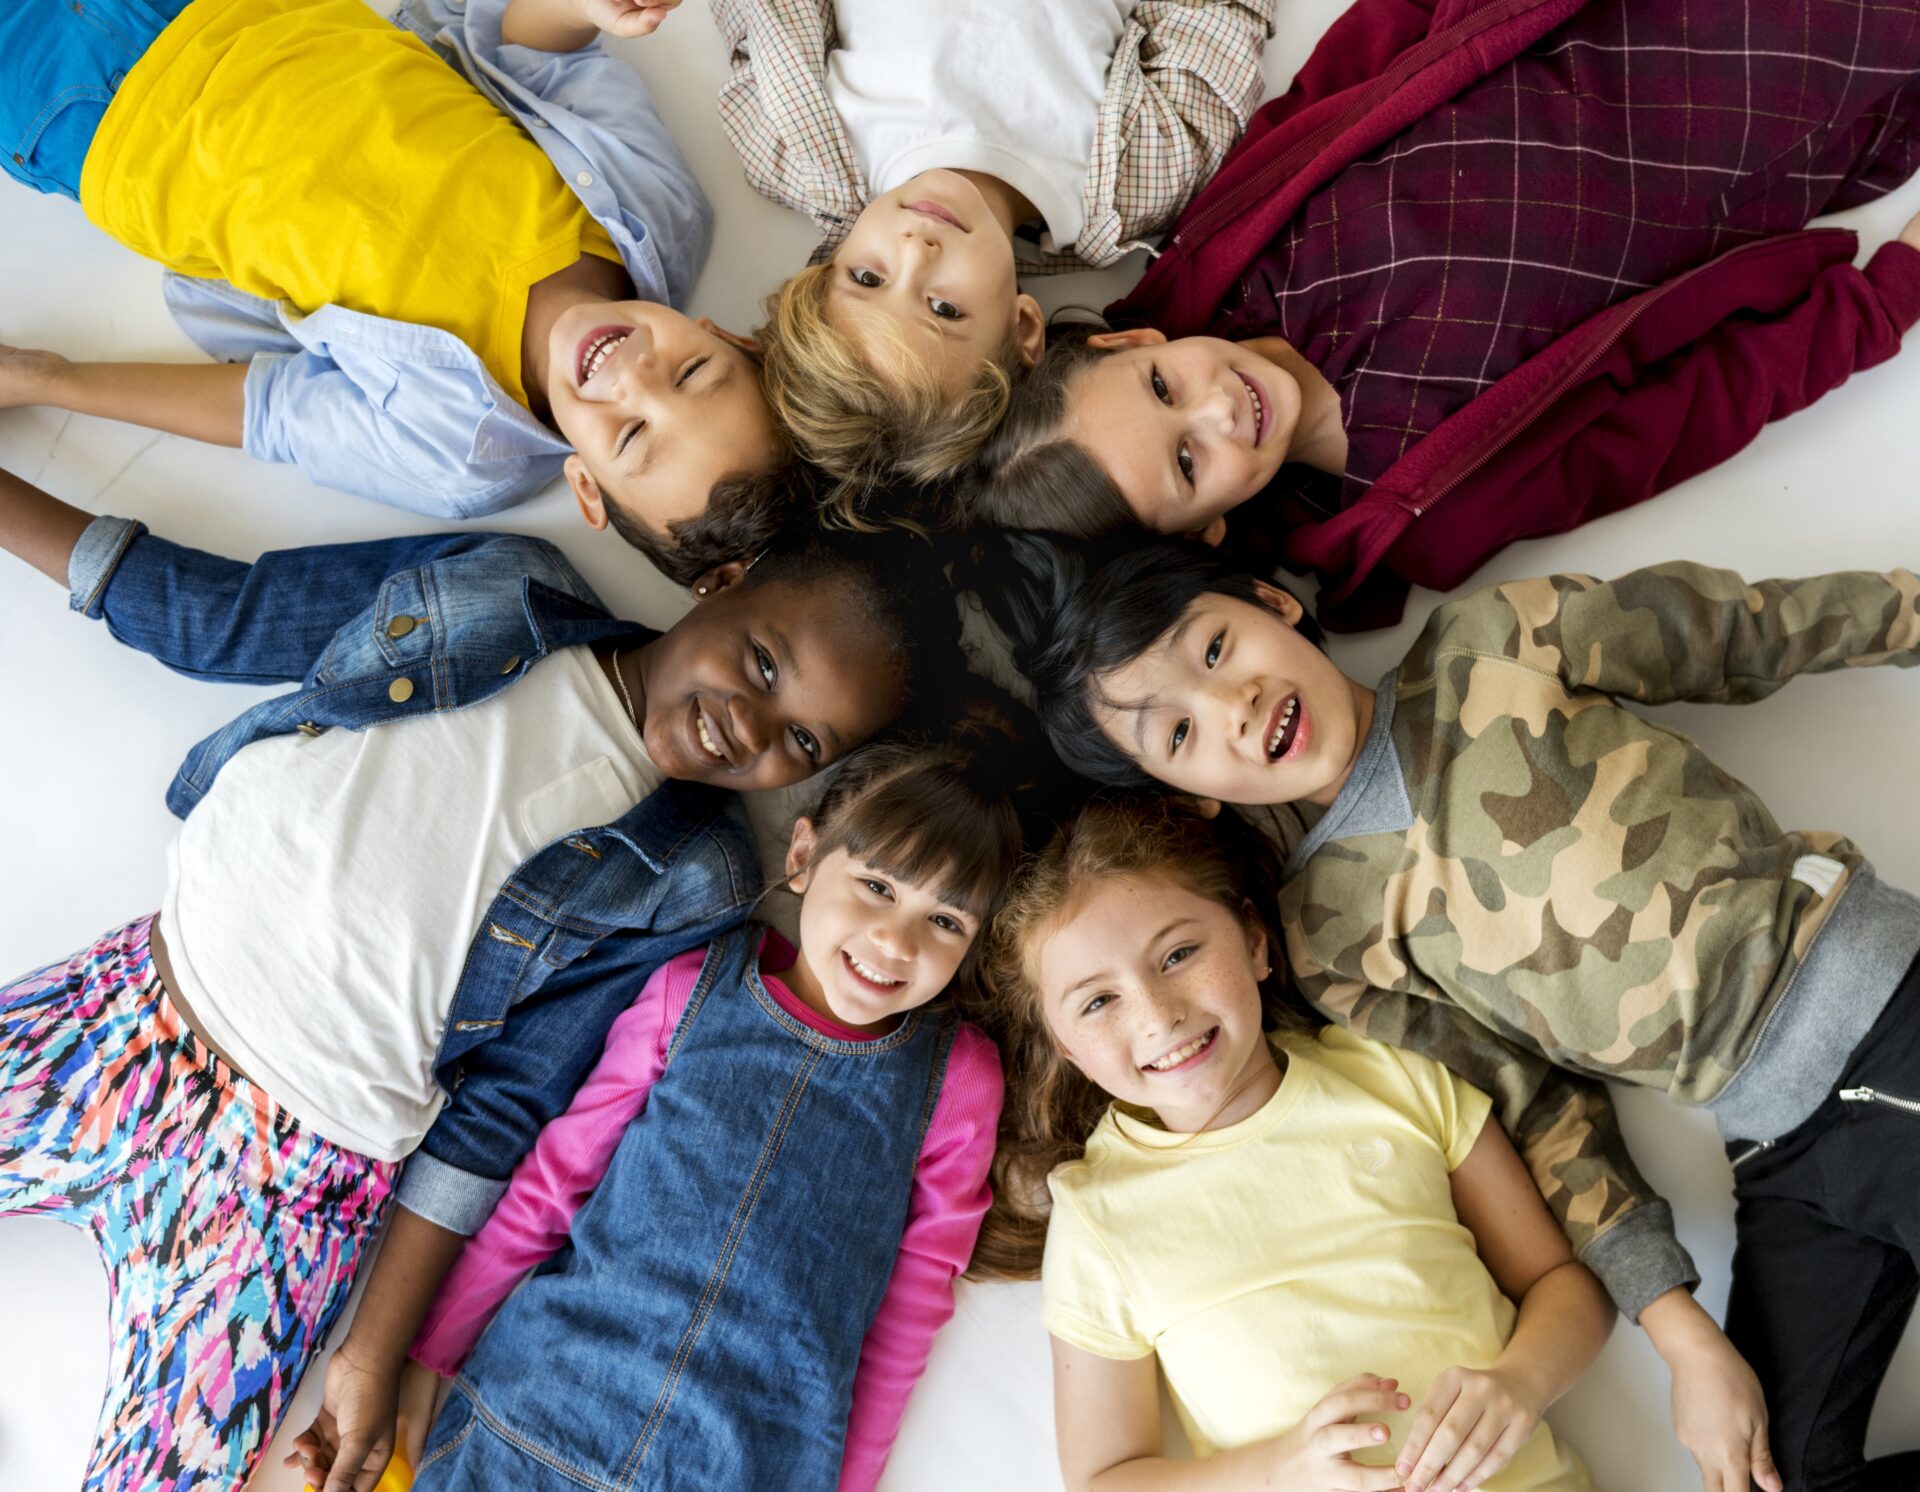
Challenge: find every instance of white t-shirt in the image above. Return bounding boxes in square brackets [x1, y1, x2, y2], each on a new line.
[159, 646, 664, 1160]
[825, 0, 1139, 251]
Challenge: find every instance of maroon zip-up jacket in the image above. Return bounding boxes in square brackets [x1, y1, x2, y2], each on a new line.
[1111, 0, 1920, 629]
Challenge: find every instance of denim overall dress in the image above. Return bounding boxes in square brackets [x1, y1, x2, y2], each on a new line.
[416, 925, 958, 1490]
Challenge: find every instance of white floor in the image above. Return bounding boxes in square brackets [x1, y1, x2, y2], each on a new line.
[3, 2, 1918, 1488]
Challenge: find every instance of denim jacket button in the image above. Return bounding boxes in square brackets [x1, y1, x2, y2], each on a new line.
[389, 677, 416, 703]
[499, 655, 521, 674]
[297, 721, 324, 737]
[387, 614, 418, 639]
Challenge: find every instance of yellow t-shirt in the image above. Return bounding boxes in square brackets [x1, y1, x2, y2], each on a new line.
[1041, 1028, 1592, 1492]
[78, 0, 618, 410]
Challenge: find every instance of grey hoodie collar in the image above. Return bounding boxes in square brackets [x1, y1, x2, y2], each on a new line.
[1283, 672, 1411, 878]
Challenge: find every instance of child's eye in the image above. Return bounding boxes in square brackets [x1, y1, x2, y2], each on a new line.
[932, 913, 967, 935]
[862, 878, 895, 900]
[928, 296, 962, 320]
[849, 266, 884, 288]
[790, 724, 820, 762]
[617, 419, 643, 455]
[1081, 991, 1114, 1015]
[1204, 630, 1224, 667]
[1163, 944, 1197, 971]
[1150, 367, 1172, 404]
[1177, 444, 1195, 483]
[1170, 717, 1190, 755]
[753, 643, 776, 687]
[675, 355, 710, 387]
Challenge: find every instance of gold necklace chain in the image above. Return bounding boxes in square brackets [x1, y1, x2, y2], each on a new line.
[610, 647, 640, 732]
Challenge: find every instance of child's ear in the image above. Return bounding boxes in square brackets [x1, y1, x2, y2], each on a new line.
[1239, 900, 1271, 980]
[784, 815, 819, 891]
[1014, 294, 1046, 370]
[688, 558, 753, 601]
[1193, 516, 1228, 547]
[566, 455, 609, 531]
[1086, 326, 1168, 353]
[698, 317, 760, 357]
[1171, 794, 1223, 821]
[1249, 579, 1305, 627]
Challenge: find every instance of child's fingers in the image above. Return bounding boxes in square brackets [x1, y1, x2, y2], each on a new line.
[1308, 1379, 1406, 1430]
[1397, 1375, 1461, 1475]
[1425, 1409, 1504, 1492]
[1749, 1425, 1783, 1492]
[1315, 1419, 1395, 1457]
[1339, 1463, 1410, 1492]
[1436, 1418, 1527, 1492]
[1402, 1398, 1482, 1492]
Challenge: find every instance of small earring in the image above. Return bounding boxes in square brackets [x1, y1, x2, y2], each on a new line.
[695, 585, 709, 596]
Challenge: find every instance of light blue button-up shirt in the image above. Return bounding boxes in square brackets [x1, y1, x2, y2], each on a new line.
[160, 0, 713, 518]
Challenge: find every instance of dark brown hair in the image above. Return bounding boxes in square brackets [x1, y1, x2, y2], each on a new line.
[963, 795, 1315, 1280]
[604, 459, 817, 589]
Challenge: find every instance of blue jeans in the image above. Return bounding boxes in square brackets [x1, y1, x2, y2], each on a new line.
[0, 0, 191, 199]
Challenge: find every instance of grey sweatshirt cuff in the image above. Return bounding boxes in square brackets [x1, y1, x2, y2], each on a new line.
[1579, 1199, 1700, 1321]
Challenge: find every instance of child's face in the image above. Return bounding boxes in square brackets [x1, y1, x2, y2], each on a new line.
[548, 302, 784, 537]
[787, 827, 980, 1031]
[1093, 583, 1366, 808]
[1036, 873, 1276, 1134]
[1064, 330, 1301, 539]
[634, 576, 900, 790]
[828, 169, 1044, 403]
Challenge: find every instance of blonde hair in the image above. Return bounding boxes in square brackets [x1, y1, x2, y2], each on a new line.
[964, 796, 1315, 1281]
[757, 263, 1020, 529]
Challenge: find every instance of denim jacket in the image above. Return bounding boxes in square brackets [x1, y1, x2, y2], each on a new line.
[66, 516, 759, 1233]
[161, 0, 712, 519]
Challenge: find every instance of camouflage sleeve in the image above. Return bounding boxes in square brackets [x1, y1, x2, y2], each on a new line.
[1491, 564, 1920, 706]
[1331, 982, 1700, 1320]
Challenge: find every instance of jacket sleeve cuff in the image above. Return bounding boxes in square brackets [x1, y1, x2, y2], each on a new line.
[1579, 1199, 1701, 1322]
[1866, 239, 1920, 335]
[396, 1151, 511, 1236]
[67, 515, 146, 619]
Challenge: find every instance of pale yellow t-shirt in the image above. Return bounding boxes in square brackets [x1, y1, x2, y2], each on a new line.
[1042, 1027, 1592, 1491]
[79, 0, 618, 409]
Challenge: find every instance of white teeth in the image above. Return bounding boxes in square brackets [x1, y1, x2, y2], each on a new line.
[696, 714, 722, 759]
[581, 332, 628, 383]
[1247, 378, 1264, 435]
[1147, 1033, 1210, 1071]
[846, 952, 903, 987]
[1267, 697, 1298, 757]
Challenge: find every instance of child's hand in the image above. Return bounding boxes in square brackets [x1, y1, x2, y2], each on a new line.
[394, 1359, 443, 1472]
[579, 0, 678, 37]
[0, 343, 70, 410]
[1397, 1365, 1540, 1492]
[1266, 1373, 1408, 1491]
[1664, 1325, 1781, 1492]
[284, 1340, 401, 1492]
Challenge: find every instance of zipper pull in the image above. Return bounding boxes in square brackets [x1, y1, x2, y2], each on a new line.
[1840, 1087, 1875, 1101]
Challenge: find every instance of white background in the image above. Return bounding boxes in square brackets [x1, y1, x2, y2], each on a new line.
[2, 1, 1918, 1487]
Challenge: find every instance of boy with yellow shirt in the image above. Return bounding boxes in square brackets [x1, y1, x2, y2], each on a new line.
[0, 0, 790, 586]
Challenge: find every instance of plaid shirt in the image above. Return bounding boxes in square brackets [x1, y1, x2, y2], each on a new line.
[707, 0, 1274, 271]
[1218, 0, 1920, 500]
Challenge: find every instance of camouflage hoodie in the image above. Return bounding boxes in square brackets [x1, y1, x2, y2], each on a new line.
[1275, 563, 1920, 1318]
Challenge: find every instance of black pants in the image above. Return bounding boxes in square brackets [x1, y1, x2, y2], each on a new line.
[1726, 957, 1920, 1491]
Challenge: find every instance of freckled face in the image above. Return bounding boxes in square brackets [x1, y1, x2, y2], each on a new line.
[1064, 336, 1302, 536]
[1036, 874, 1276, 1134]
[1093, 589, 1363, 808]
[546, 301, 783, 531]
[634, 579, 902, 791]
[795, 847, 980, 1029]
[828, 169, 1023, 402]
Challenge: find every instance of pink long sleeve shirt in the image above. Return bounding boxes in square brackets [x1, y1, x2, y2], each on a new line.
[411, 932, 1004, 1492]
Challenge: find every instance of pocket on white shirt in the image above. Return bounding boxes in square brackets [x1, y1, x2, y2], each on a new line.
[520, 755, 629, 849]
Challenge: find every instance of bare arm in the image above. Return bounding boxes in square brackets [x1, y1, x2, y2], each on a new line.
[1396, 1118, 1613, 1492]
[501, 0, 678, 49]
[286, 1207, 465, 1492]
[1, 344, 244, 448]
[0, 465, 97, 586]
[1053, 1337, 1406, 1492]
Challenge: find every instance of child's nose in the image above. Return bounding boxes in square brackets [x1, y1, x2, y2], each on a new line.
[870, 918, 916, 962]
[728, 699, 769, 758]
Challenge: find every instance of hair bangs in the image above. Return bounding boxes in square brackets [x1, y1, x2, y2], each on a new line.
[834, 776, 1014, 920]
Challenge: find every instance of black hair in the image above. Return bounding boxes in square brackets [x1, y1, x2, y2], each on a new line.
[741, 524, 966, 724]
[960, 529, 1323, 787]
[959, 321, 1135, 539]
[605, 460, 819, 589]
